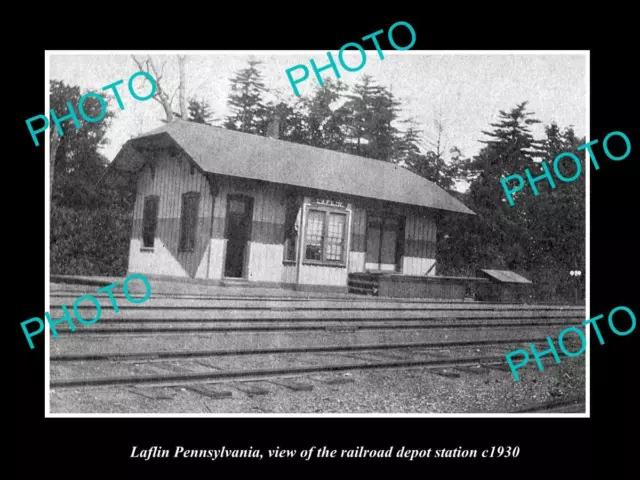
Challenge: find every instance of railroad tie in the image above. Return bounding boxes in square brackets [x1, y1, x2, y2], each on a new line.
[191, 359, 223, 370]
[428, 369, 461, 379]
[232, 383, 270, 395]
[335, 353, 374, 362]
[365, 351, 412, 360]
[153, 362, 196, 374]
[417, 349, 453, 359]
[267, 379, 314, 392]
[482, 364, 512, 372]
[186, 384, 233, 399]
[455, 365, 491, 375]
[309, 375, 355, 385]
[123, 386, 177, 400]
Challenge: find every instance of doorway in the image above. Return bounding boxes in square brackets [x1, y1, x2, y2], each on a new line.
[366, 214, 405, 272]
[224, 195, 254, 278]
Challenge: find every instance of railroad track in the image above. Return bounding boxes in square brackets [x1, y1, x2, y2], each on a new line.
[48, 298, 582, 336]
[49, 288, 581, 307]
[51, 353, 510, 389]
[50, 337, 581, 389]
[49, 302, 583, 313]
[49, 288, 584, 308]
[50, 337, 554, 362]
[511, 397, 586, 413]
[50, 320, 578, 335]
[48, 292, 480, 303]
[49, 285, 585, 413]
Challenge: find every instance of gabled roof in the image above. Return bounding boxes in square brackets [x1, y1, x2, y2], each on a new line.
[480, 269, 532, 284]
[109, 120, 475, 215]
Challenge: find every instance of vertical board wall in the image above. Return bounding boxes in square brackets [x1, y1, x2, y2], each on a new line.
[348, 203, 438, 276]
[129, 152, 214, 279]
[403, 213, 437, 276]
[349, 206, 367, 272]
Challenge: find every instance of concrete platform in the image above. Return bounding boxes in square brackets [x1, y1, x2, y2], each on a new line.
[50, 274, 482, 302]
[51, 274, 353, 298]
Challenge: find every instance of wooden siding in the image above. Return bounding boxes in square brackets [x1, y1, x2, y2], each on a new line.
[366, 262, 397, 271]
[349, 201, 438, 276]
[404, 214, 437, 259]
[402, 213, 437, 275]
[217, 180, 287, 242]
[403, 257, 436, 276]
[247, 243, 284, 282]
[129, 151, 214, 279]
[348, 251, 366, 273]
[350, 207, 367, 253]
[205, 239, 227, 279]
[299, 264, 348, 286]
[131, 167, 294, 283]
[282, 264, 297, 285]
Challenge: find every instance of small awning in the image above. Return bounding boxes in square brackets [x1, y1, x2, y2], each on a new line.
[479, 269, 532, 284]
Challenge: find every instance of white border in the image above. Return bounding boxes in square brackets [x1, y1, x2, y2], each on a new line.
[45, 50, 590, 418]
[584, 51, 591, 418]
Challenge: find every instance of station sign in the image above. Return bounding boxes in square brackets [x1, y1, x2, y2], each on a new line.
[311, 197, 347, 209]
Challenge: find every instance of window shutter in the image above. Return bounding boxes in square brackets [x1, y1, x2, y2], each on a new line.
[179, 192, 200, 252]
[142, 196, 159, 248]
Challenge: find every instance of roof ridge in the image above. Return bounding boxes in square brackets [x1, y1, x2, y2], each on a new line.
[167, 120, 443, 186]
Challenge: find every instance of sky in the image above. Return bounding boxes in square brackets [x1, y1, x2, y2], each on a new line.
[49, 52, 587, 184]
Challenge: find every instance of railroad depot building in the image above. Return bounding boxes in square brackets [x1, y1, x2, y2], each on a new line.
[105, 120, 476, 295]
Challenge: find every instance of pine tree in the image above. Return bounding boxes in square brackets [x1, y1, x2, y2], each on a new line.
[517, 122, 586, 300]
[223, 60, 268, 134]
[340, 75, 401, 161]
[439, 104, 585, 302]
[401, 117, 464, 191]
[475, 101, 543, 176]
[188, 97, 215, 125]
[368, 85, 401, 162]
[407, 151, 456, 190]
[437, 102, 545, 276]
[255, 101, 304, 143]
[394, 123, 421, 165]
[297, 78, 348, 150]
[468, 101, 544, 211]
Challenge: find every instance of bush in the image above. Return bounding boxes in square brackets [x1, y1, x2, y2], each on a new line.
[50, 203, 132, 276]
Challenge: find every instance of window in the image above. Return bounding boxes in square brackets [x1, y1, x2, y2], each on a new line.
[303, 208, 348, 265]
[305, 210, 325, 261]
[179, 192, 200, 252]
[142, 195, 159, 248]
[326, 213, 346, 260]
[229, 198, 246, 215]
[283, 196, 302, 263]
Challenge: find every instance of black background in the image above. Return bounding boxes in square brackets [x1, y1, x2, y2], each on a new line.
[11, 11, 635, 478]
